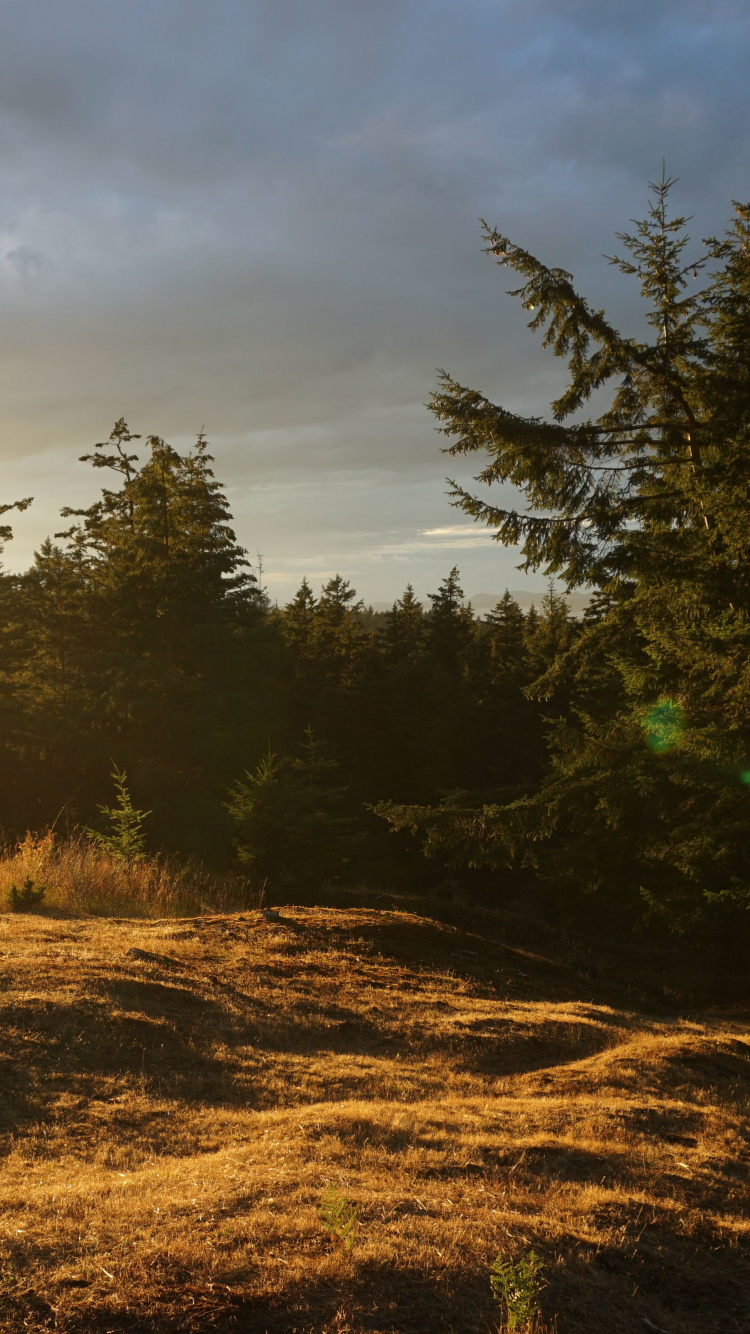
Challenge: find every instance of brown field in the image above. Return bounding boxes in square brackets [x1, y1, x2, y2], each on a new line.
[0, 900, 748, 1333]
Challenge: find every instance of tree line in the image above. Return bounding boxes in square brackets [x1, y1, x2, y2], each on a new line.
[0, 423, 566, 889]
[1, 175, 748, 960]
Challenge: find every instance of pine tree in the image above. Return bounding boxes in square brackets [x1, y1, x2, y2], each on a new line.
[302, 575, 367, 688]
[385, 584, 426, 661]
[523, 583, 578, 687]
[379, 178, 750, 946]
[0, 496, 34, 826]
[88, 765, 151, 864]
[427, 567, 476, 668]
[484, 591, 526, 672]
[14, 423, 276, 855]
[226, 730, 360, 890]
[284, 578, 317, 652]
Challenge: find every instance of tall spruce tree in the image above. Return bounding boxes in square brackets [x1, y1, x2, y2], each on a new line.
[378, 178, 750, 948]
[484, 592, 526, 679]
[427, 566, 476, 668]
[385, 584, 426, 661]
[13, 424, 278, 854]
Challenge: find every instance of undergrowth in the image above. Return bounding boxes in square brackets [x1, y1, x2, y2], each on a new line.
[6, 875, 46, 912]
[0, 830, 251, 918]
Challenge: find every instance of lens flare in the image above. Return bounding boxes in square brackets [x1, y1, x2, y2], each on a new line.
[643, 698, 684, 754]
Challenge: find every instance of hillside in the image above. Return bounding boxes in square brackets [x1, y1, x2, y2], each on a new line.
[0, 906, 748, 1333]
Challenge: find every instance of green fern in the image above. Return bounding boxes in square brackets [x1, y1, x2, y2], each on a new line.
[319, 1183, 358, 1251]
[490, 1250, 545, 1331]
[7, 876, 46, 912]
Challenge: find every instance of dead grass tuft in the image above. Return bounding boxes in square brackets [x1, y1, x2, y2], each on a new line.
[0, 903, 747, 1332]
[0, 831, 248, 918]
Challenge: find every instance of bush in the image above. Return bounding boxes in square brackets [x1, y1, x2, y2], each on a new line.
[6, 876, 46, 912]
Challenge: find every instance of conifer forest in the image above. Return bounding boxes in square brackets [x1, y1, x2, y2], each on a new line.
[3, 178, 750, 969]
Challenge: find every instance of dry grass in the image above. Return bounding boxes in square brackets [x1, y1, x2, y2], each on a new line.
[0, 902, 747, 1333]
[0, 832, 249, 918]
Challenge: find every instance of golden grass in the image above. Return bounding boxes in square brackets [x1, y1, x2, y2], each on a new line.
[0, 903, 747, 1332]
[0, 832, 248, 918]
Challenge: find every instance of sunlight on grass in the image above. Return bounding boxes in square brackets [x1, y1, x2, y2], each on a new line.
[0, 906, 746, 1331]
[0, 831, 249, 918]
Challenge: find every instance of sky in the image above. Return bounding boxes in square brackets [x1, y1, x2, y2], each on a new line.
[0, 0, 748, 606]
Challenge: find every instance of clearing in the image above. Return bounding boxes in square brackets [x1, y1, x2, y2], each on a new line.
[0, 906, 748, 1332]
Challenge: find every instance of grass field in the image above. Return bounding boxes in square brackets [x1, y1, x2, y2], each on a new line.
[0, 902, 748, 1332]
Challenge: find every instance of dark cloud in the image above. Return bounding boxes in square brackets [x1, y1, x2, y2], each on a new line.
[0, 0, 746, 601]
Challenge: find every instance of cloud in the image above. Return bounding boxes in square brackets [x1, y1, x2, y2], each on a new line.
[0, 0, 746, 603]
[4, 245, 52, 283]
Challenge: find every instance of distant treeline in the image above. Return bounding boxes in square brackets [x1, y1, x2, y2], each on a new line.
[0, 418, 568, 899]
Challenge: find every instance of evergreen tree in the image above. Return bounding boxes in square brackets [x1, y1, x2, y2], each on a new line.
[226, 730, 360, 891]
[0, 497, 34, 826]
[88, 765, 151, 864]
[284, 578, 317, 652]
[378, 178, 750, 947]
[427, 566, 476, 668]
[385, 584, 426, 661]
[484, 591, 526, 678]
[313, 575, 365, 677]
[11, 423, 279, 856]
[523, 583, 578, 687]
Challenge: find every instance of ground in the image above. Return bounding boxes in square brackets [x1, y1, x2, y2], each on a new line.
[0, 905, 748, 1333]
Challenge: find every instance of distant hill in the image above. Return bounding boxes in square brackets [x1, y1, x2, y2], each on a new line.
[469, 589, 591, 616]
[368, 589, 592, 616]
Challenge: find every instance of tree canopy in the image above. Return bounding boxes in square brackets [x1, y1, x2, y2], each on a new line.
[379, 178, 750, 951]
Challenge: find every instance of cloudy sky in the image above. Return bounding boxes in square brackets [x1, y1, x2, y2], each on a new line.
[0, 0, 747, 605]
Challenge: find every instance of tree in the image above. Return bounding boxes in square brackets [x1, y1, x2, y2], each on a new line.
[378, 177, 750, 947]
[484, 591, 526, 679]
[427, 567, 476, 668]
[88, 765, 151, 864]
[10, 423, 279, 857]
[284, 578, 317, 652]
[523, 583, 578, 687]
[0, 496, 34, 827]
[225, 730, 360, 891]
[385, 584, 426, 662]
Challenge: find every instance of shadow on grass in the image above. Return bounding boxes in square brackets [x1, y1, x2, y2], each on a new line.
[0, 1261, 501, 1334]
[6, 1221, 750, 1334]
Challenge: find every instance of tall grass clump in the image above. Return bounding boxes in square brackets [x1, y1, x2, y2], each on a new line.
[0, 831, 251, 918]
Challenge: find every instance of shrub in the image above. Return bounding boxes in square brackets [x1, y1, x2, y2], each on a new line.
[226, 731, 361, 891]
[7, 876, 46, 912]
